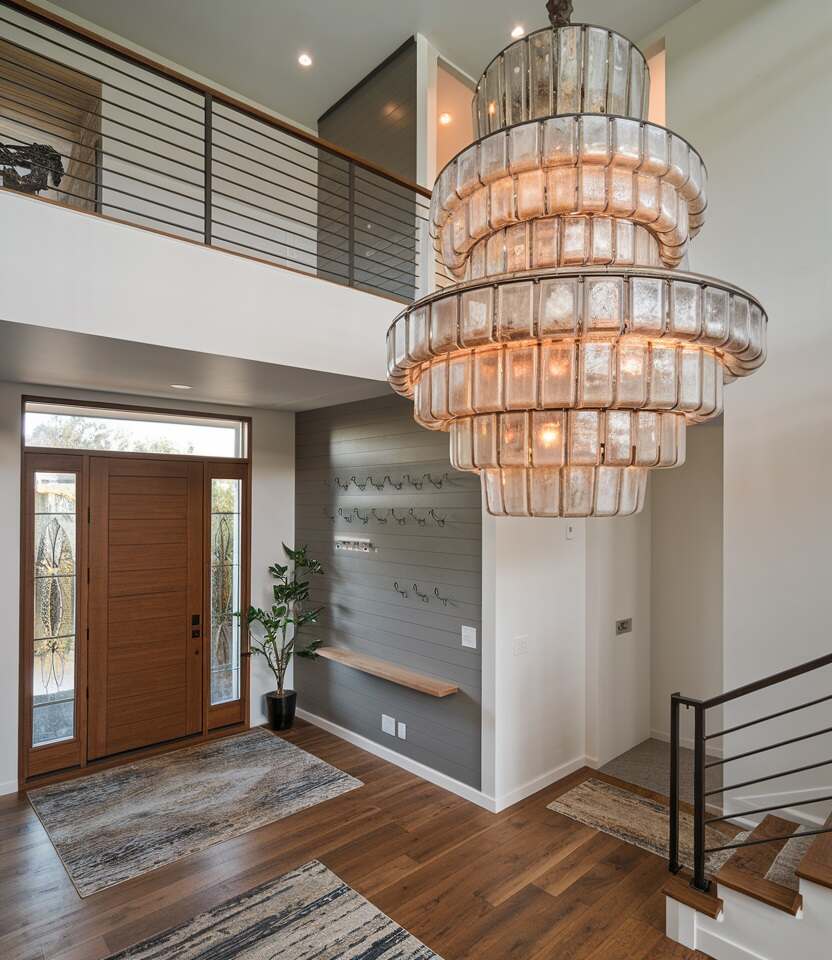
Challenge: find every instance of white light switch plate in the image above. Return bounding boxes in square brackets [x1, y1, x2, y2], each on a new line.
[461, 625, 477, 649]
[381, 714, 396, 736]
[513, 634, 529, 656]
[397, 721, 407, 740]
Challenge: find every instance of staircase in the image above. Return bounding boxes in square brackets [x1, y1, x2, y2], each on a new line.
[664, 654, 832, 959]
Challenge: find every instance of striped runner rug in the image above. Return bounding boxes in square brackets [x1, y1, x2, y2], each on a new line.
[106, 860, 440, 959]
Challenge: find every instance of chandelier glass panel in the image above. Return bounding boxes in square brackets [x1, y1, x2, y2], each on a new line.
[387, 14, 767, 517]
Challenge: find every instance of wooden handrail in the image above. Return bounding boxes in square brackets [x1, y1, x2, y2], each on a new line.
[2, 0, 432, 199]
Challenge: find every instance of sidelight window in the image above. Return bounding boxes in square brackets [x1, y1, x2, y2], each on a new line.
[32, 471, 77, 746]
[209, 478, 242, 704]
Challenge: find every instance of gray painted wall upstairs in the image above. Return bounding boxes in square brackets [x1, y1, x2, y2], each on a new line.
[294, 393, 483, 789]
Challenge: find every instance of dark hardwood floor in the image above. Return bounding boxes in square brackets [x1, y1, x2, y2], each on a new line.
[0, 720, 711, 959]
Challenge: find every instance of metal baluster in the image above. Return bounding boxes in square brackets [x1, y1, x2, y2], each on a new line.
[203, 92, 212, 244]
[348, 163, 355, 287]
[669, 693, 681, 874]
[693, 702, 708, 891]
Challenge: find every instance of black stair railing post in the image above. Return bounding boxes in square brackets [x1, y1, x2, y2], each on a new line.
[204, 92, 213, 245]
[347, 161, 356, 287]
[692, 701, 708, 891]
[669, 693, 682, 874]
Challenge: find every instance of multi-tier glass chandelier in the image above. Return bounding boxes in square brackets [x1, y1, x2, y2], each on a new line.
[387, 0, 767, 517]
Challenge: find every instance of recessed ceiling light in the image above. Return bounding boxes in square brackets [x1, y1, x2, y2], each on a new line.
[439, 112, 452, 126]
[298, 52, 312, 67]
[511, 25, 525, 39]
[169, 383, 192, 390]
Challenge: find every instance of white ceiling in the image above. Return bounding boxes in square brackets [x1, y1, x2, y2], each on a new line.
[0, 320, 390, 411]
[49, 0, 697, 128]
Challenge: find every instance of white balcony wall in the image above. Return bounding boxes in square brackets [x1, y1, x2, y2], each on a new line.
[0, 189, 392, 383]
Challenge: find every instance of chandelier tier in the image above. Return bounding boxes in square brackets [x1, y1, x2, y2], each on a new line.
[387, 9, 767, 517]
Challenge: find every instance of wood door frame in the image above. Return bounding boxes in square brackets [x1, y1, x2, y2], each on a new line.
[19, 397, 253, 789]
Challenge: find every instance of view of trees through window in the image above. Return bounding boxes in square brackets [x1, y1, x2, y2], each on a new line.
[25, 409, 244, 458]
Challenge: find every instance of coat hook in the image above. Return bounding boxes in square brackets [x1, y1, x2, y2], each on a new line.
[350, 475, 368, 491]
[338, 507, 354, 524]
[428, 508, 447, 527]
[404, 472, 423, 490]
[390, 508, 408, 525]
[393, 581, 409, 598]
[409, 508, 426, 526]
[334, 476, 350, 491]
[434, 587, 452, 607]
[369, 476, 386, 491]
[371, 508, 388, 523]
[353, 507, 369, 524]
[423, 472, 443, 489]
[384, 474, 403, 490]
[412, 583, 429, 603]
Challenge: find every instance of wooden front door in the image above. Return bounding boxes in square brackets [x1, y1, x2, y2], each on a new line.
[87, 458, 204, 760]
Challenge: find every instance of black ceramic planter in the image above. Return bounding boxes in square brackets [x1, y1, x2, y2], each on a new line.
[266, 690, 297, 730]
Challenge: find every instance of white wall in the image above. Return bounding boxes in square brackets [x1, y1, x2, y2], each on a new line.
[482, 514, 587, 811]
[648, 0, 832, 817]
[651, 424, 724, 749]
[0, 190, 393, 383]
[0, 381, 293, 794]
[586, 509, 653, 768]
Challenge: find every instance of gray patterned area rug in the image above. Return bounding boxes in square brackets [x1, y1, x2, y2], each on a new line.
[29, 729, 362, 897]
[547, 778, 747, 873]
[106, 860, 439, 959]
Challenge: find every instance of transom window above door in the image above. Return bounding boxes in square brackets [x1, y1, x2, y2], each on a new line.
[24, 401, 248, 458]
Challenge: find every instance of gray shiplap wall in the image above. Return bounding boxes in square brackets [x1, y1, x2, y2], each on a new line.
[294, 394, 483, 788]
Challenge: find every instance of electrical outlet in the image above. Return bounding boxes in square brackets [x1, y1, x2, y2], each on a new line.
[397, 721, 407, 740]
[513, 634, 529, 656]
[381, 714, 396, 736]
[461, 625, 477, 649]
[616, 618, 633, 636]
[566, 522, 576, 540]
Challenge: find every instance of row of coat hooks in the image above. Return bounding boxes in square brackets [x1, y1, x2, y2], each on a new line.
[333, 472, 451, 491]
[394, 581, 454, 607]
[324, 506, 447, 527]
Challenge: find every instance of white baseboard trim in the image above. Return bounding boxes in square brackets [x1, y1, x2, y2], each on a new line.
[296, 708, 499, 812]
[0, 778, 18, 797]
[651, 728, 724, 759]
[493, 755, 588, 812]
[297, 709, 590, 814]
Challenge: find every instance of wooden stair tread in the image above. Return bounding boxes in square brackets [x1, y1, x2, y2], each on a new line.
[317, 647, 459, 698]
[716, 862, 802, 915]
[796, 810, 832, 891]
[714, 814, 804, 915]
[723, 814, 797, 875]
[663, 873, 723, 919]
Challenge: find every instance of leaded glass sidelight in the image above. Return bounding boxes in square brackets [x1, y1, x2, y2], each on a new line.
[210, 478, 242, 705]
[33, 472, 77, 746]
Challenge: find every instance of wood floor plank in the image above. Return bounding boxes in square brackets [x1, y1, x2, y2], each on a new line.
[0, 724, 714, 960]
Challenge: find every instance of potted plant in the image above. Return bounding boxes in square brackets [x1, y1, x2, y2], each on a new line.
[242, 544, 324, 730]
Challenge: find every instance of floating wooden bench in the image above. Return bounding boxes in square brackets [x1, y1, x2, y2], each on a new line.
[317, 647, 459, 698]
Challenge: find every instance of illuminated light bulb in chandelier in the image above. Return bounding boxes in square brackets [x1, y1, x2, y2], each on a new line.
[386, 1, 768, 518]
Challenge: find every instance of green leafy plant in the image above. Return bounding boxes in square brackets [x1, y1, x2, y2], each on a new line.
[242, 544, 324, 696]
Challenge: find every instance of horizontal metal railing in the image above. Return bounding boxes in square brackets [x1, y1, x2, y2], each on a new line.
[0, 0, 434, 302]
[669, 652, 832, 892]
